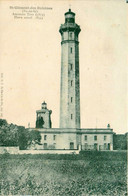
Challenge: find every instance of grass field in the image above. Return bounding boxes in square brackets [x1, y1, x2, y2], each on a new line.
[0, 151, 127, 196]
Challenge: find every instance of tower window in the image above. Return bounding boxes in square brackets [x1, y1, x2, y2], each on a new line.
[62, 34, 64, 41]
[44, 135, 47, 140]
[70, 47, 72, 53]
[71, 80, 73, 86]
[70, 32, 72, 39]
[71, 114, 73, 119]
[53, 135, 56, 141]
[94, 136, 97, 141]
[104, 136, 107, 141]
[71, 97, 73, 103]
[70, 64, 73, 70]
[85, 135, 87, 141]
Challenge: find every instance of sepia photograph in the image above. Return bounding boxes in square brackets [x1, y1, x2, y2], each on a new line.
[0, 0, 127, 195]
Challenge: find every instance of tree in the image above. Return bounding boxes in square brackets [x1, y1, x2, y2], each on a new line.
[0, 119, 7, 127]
[18, 128, 41, 150]
[0, 120, 19, 146]
[0, 119, 41, 149]
[18, 126, 28, 150]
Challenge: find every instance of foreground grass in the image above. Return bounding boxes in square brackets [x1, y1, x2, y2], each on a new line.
[0, 151, 127, 195]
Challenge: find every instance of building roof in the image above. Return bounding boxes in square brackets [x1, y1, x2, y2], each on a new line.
[28, 128, 113, 134]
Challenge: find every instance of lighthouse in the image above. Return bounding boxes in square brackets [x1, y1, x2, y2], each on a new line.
[59, 9, 81, 128]
[34, 9, 113, 151]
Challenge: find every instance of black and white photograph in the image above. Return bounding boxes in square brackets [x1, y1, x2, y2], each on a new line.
[0, 0, 127, 195]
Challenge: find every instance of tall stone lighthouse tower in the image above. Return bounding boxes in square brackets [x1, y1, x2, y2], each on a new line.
[59, 9, 81, 128]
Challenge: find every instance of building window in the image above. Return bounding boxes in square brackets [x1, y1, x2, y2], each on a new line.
[44, 143, 47, 149]
[94, 143, 98, 150]
[71, 80, 73, 86]
[104, 136, 107, 141]
[53, 135, 56, 141]
[71, 97, 73, 103]
[71, 114, 73, 119]
[108, 143, 110, 150]
[94, 136, 97, 141]
[70, 142, 74, 149]
[70, 64, 73, 70]
[44, 135, 47, 140]
[104, 143, 107, 150]
[70, 47, 72, 53]
[85, 135, 87, 140]
[85, 143, 88, 150]
[53, 143, 56, 149]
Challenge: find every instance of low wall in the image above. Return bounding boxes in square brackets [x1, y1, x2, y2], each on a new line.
[19, 149, 79, 154]
[0, 146, 19, 154]
[0, 147, 79, 154]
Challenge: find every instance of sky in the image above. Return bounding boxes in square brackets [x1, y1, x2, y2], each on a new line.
[0, 0, 127, 134]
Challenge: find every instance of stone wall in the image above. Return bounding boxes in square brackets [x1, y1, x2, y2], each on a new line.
[19, 149, 79, 154]
[0, 146, 19, 154]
